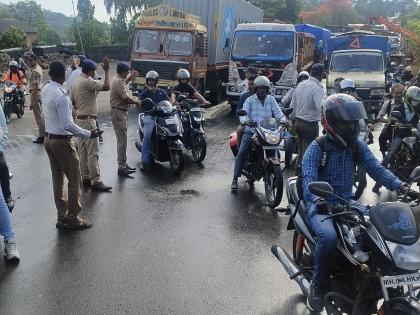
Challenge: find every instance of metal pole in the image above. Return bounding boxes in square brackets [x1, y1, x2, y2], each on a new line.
[71, 0, 85, 55]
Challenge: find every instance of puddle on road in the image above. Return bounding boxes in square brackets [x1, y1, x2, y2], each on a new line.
[180, 189, 200, 196]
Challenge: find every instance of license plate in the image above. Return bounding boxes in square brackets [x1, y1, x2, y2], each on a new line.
[381, 273, 420, 288]
[165, 118, 177, 124]
[263, 145, 281, 150]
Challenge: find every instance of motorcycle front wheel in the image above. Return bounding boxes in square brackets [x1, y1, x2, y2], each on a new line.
[191, 133, 207, 162]
[170, 149, 184, 174]
[284, 138, 294, 168]
[264, 164, 283, 208]
[3, 103, 11, 124]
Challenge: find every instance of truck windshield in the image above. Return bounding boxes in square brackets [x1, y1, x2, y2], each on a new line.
[134, 30, 159, 53]
[166, 32, 192, 56]
[331, 52, 384, 72]
[231, 31, 294, 61]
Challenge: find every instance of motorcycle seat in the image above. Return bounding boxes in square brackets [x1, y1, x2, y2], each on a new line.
[290, 180, 316, 237]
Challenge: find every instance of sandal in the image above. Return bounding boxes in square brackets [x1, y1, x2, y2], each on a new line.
[64, 217, 92, 230]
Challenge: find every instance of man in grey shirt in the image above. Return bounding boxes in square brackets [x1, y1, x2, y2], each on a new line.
[290, 64, 325, 174]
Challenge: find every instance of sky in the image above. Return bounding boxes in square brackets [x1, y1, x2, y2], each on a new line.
[0, 0, 111, 22]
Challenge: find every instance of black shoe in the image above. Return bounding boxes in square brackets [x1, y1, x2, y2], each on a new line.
[126, 165, 136, 171]
[231, 177, 238, 190]
[118, 168, 136, 177]
[33, 137, 44, 144]
[82, 179, 91, 187]
[99, 135, 104, 143]
[91, 181, 112, 192]
[307, 281, 325, 312]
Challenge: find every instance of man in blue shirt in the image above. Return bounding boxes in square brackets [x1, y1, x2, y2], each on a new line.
[302, 94, 407, 312]
[231, 76, 287, 190]
[139, 71, 169, 171]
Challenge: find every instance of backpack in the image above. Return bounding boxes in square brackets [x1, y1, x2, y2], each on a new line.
[296, 135, 360, 199]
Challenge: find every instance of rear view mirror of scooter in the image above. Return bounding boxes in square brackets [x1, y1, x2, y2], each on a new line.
[237, 109, 247, 117]
[308, 181, 335, 198]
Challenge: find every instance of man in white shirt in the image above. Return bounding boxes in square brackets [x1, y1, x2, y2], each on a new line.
[66, 55, 85, 93]
[42, 61, 102, 230]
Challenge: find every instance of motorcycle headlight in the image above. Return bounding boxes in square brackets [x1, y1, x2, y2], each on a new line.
[371, 89, 385, 96]
[4, 87, 11, 93]
[266, 133, 280, 145]
[193, 116, 203, 122]
[387, 240, 420, 271]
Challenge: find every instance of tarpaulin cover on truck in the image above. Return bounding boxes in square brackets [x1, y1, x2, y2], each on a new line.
[295, 24, 331, 54]
[327, 35, 389, 60]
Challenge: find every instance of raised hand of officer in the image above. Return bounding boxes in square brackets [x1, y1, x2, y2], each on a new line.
[102, 57, 110, 72]
[90, 129, 104, 138]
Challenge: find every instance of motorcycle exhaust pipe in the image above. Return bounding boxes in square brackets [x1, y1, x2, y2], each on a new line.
[271, 245, 310, 297]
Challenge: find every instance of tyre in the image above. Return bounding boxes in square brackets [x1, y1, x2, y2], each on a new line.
[191, 134, 207, 162]
[353, 165, 367, 200]
[4, 104, 11, 124]
[264, 164, 283, 208]
[284, 138, 293, 168]
[170, 149, 184, 174]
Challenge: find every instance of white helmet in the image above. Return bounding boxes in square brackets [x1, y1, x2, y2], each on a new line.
[145, 70, 159, 81]
[9, 61, 18, 68]
[340, 78, 356, 91]
[405, 66, 412, 72]
[253, 76, 271, 88]
[177, 69, 190, 79]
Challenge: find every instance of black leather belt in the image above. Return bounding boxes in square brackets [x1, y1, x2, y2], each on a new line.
[296, 118, 319, 125]
[46, 133, 72, 139]
[77, 115, 97, 120]
[111, 106, 128, 112]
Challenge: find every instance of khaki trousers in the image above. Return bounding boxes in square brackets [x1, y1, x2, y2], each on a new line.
[30, 91, 45, 137]
[111, 108, 128, 170]
[44, 137, 82, 220]
[76, 119, 101, 184]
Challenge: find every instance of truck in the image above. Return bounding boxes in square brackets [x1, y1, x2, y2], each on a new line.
[130, 1, 263, 104]
[295, 24, 331, 63]
[225, 23, 315, 106]
[325, 33, 390, 117]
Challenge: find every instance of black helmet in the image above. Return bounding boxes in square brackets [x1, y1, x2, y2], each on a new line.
[321, 94, 367, 148]
[297, 71, 309, 84]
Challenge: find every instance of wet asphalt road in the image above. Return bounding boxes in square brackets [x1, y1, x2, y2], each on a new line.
[0, 74, 399, 314]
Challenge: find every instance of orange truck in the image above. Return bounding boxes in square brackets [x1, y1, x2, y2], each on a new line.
[131, 1, 263, 103]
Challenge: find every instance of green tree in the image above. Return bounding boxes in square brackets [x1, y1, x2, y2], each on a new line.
[0, 27, 26, 49]
[37, 27, 61, 45]
[9, 0, 45, 29]
[69, 18, 110, 50]
[247, 0, 301, 22]
[353, 0, 418, 22]
[110, 12, 129, 45]
[103, 0, 159, 16]
[78, 0, 95, 21]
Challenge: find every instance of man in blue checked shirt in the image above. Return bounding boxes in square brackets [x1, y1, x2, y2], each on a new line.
[231, 76, 288, 190]
[302, 94, 409, 312]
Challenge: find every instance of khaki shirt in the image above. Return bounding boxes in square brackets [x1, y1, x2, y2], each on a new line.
[110, 75, 129, 110]
[71, 74, 103, 116]
[29, 64, 43, 92]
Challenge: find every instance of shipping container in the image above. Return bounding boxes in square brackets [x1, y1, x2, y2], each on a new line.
[161, 0, 264, 67]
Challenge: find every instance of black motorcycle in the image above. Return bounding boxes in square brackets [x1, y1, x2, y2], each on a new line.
[229, 109, 291, 207]
[2, 81, 24, 123]
[272, 167, 420, 315]
[135, 99, 184, 174]
[176, 95, 207, 162]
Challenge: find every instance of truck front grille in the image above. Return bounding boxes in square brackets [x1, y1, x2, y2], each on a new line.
[131, 60, 189, 81]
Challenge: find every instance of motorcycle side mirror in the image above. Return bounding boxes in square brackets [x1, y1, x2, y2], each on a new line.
[177, 95, 187, 102]
[308, 181, 335, 198]
[390, 111, 402, 119]
[409, 166, 420, 183]
[237, 109, 248, 117]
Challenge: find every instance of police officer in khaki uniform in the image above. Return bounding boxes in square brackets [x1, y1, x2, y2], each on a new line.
[42, 61, 102, 230]
[110, 62, 141, 177]
[26, 54, 46, 144]
[71, 58, 112, 192]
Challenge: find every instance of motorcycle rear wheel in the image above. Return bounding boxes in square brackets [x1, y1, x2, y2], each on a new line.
[264, 164, 283, 208]
[191, 134, 207, 162]
[170, 150, 184, 174]
[284, 138, 294, 168]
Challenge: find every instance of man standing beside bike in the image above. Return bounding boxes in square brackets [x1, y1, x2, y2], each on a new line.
[230, 76, 287, 190]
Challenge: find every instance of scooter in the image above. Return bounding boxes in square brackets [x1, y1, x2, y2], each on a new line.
[135, 99, 184, 174]
[272, 167, 420, 314]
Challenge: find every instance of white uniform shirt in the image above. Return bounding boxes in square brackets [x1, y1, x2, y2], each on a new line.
[290, 76, 325, 122]
[66, 67, 82, 93]
[42, 81, 91, 138]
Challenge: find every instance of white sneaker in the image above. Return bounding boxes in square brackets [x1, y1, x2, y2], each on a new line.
[4, 239, 20, 262]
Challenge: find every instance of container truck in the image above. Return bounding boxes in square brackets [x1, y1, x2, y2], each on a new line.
[225, 23, 315, 106]
[325, 34, 390, 117]
[295, 24, 331, 63]
[130, 1, 263, 103]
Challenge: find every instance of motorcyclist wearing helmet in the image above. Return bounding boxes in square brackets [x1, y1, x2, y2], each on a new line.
[170, 69, 210, 106]
[373, 85, 420, 193]
[280, 71, 309, 108]
[401, 66, 414, 83]
[396, 64, 405, 78]
[302, 94, 406, 312]
[388, 61, 397, 74]
[138, 70, 170, 171]
[231, 76, 288, 190]
[2, 61, 27, 87]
